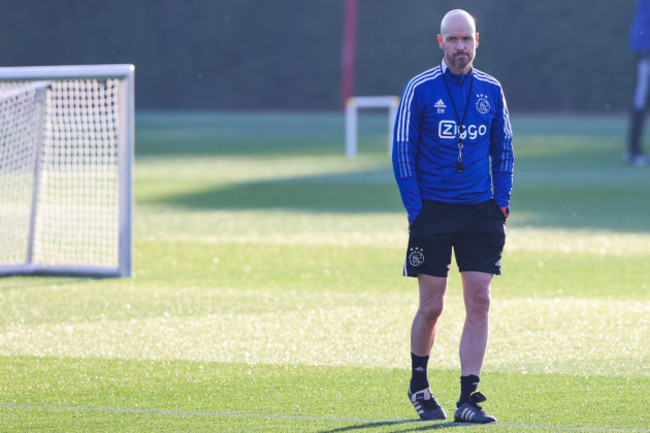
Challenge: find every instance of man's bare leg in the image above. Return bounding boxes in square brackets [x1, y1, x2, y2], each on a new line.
[459, 271, 492, 376]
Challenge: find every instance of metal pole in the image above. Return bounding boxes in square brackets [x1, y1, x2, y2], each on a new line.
[345, 98, 357, 159]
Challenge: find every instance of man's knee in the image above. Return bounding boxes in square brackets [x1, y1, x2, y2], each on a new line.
[462, 272, 492, 317]
[417, 274, 447, 321]
[466, 291, 490, 316]
[418, 300, 445, 322]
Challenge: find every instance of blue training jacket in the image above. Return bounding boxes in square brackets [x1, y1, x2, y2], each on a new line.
[630, 0, 650, 53]
[392, 59, 514, 224]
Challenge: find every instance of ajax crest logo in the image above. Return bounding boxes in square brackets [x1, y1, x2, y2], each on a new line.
[408, 247, 425, 267]
[476, 94, 490, 114]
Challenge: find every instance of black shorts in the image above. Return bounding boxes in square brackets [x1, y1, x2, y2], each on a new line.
[403, 199, 506, 278]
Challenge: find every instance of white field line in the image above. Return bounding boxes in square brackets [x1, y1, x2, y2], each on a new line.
[1, 403, 649, 432]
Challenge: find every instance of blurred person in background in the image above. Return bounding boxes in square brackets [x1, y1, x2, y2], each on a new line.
[627, 0, 650, 166]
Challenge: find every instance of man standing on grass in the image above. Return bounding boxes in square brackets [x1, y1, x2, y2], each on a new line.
[626, 0, 650, 166]
[392, 9, 514, 424]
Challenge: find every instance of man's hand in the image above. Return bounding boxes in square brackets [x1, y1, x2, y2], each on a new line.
[500, 207, 510, 219]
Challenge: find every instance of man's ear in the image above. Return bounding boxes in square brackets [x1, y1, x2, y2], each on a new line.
[437, 34, 443, 47]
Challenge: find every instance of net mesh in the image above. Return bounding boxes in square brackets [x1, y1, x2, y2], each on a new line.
[0, 79, 121, 268]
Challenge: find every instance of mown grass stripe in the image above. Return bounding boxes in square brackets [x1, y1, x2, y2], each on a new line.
[1, 403, 648, 432]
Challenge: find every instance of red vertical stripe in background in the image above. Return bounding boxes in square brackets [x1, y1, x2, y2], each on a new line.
[340, 0, 358, 111]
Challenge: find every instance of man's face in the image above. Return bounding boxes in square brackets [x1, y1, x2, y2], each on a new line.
[437, 17, 478, 74]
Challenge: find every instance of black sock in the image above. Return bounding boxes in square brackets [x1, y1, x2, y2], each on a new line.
[457, 374, 480, 406]
[410, 353, 430, 392]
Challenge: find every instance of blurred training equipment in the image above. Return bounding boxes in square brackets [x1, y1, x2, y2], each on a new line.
[345, 95, 399, 159]
[0, 64, 134, 278]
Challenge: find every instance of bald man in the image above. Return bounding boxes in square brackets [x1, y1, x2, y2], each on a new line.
[392, 9, 514, 423]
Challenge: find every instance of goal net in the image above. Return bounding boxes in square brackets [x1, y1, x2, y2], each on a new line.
[0, 65, 134, 277]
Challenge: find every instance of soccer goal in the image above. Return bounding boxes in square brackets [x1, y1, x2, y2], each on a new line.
[345, 95, 399, 159]
[0, 64, 134, 278]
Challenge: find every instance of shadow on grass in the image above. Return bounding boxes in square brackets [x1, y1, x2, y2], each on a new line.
[143, 167, 650, 233]
[318, 420, 471, 432]
[144, 168, 404, 214]
[135, 111, 650, 232]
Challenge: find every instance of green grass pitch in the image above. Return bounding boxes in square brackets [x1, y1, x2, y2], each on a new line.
[1, 111, 649, 432]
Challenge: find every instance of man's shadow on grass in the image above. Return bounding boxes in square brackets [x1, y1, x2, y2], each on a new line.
[319, 420, 473, 433]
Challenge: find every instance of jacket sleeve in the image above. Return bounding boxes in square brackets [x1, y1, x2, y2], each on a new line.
[392, 84, 423, 224]
[489, 86, 514, 208]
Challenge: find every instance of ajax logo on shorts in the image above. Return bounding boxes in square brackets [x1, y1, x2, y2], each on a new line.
[438, 120, 487, 141]
[408, 247, 425, 267]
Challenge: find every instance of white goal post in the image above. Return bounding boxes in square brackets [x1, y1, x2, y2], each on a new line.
[0, 64, 134, 278]
[345, 95, 399, 159]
